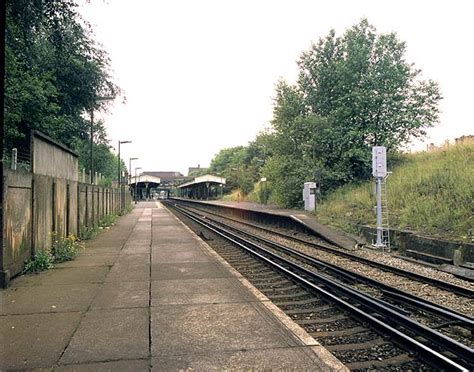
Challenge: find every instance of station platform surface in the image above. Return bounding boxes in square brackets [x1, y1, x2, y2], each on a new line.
[171, 198, 364, 250]
[0, 202, 346, 371]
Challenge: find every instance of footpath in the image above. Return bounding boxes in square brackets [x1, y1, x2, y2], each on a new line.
[0, 202, 345, 371]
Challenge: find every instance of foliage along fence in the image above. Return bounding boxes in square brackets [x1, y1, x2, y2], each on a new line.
[1, 168, 132, 287]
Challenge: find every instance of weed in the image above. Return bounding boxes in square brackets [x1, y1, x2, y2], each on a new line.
[23, 250, 54, 273]
[79, 225, 99, 240]
[99, 214, 118, 228]
[51, 233, 84, 263]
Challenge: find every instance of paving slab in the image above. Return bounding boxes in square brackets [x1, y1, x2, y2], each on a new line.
[56, 254, 118, 268]
[151, 247, 212, 263]
[151, 262, 231, 280]
[106, 263, 150, 282]
[151, 278, 255, 305]
[121, 245, 150, 255]
[12, 267, 110, 287]
[151, 302, 300, 356]
[60, 308, 149, 365]
[55, 359, 149, 371]
[152, 346, 339, 371]
[91, 281, 149, 309]
[115, 253, 150, 266]
[0, 312, 82, 369]
[1, 284, 99, 315]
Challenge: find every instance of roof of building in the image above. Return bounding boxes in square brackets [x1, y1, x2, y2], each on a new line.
[177, 174, 226, 188]
[130, 174, 161, 185]
[142, 171, 184, 182]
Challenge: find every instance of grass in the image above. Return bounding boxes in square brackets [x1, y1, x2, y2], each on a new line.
[315, 140, 474, 242]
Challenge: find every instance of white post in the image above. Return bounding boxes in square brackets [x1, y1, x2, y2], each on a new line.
[375, 177, 383, 246]
[372, 146, 387, 249]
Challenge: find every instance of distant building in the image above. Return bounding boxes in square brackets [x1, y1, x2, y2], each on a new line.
[187, 164, 208, 176]
[141, 171, 187, 186]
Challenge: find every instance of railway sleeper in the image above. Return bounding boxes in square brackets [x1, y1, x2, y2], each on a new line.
[345, 353, 414, 371]
[309, 326, 368, 338]
[325, 337, 387, 352]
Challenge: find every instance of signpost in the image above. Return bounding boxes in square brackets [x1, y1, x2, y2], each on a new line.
[372, 146, 387, 249]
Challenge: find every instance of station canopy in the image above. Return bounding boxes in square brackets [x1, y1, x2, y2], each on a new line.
[130, 174, 161, 186]
[177, 174, 226, 188]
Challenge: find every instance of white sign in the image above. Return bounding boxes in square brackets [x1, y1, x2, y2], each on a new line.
[372, 146, 387, 178]
[260, 177, 267, 182]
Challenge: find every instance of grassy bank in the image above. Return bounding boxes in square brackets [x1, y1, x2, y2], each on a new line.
[315, 141, 474, 242]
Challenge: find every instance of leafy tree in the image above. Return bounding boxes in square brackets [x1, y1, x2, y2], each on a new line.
[262, 19, 441, 206]
[5, 0, 119, 175]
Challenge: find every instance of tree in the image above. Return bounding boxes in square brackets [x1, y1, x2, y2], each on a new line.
[262, 19, 441, 206]
[5, 0, 119, 166]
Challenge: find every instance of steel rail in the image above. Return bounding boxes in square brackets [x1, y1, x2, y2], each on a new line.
[194, 209, 474, 329]
[174, 200, 474, 298]
[169, 203, 472, 371]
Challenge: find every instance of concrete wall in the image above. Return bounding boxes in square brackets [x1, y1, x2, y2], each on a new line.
[357, 225, 473, 266]
[1, 171, 33, 281]
[1, 169, 132, 287]
[32, 131, 78, 181]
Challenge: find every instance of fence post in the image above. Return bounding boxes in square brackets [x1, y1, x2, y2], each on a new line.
[11, 148, 17, 170]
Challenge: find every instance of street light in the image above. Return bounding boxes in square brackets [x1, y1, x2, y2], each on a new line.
[117, 140, 132, 187]
[89, 96, 114, 184]
[134, 166, 142, 204]
[129, 157, 138, 186]
[117, 140, 131, 210]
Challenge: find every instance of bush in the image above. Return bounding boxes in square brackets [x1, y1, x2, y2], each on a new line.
[79, 225, 98, 240]
[23, 250, 54, 273]
[99, 214, 118, 228]
[51, 233, 84, 263]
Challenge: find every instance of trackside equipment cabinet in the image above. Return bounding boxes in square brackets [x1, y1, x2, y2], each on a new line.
[303, 182, 316, 212]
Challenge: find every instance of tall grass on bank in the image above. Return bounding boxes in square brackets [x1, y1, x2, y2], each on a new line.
[316, 141, 474, 242]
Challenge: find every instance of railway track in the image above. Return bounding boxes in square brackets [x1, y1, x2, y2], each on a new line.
[165, 201, 473, 371]
[171, 199, 473, 297]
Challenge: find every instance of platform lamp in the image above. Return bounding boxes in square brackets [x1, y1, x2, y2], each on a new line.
[89, 96, 114, 184]
[129, 157, 138, 186]
[118, 140, 131, 210]
[134, 166, 142, 204]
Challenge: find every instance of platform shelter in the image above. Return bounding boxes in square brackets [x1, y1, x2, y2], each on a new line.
[177, 174, 226, 200]
[130, 174, 161, 200]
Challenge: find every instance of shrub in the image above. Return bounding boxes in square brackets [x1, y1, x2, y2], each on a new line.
[23, 250, 54, 273]
[79, 225, 98, 240]
[51, 233, 84, 263]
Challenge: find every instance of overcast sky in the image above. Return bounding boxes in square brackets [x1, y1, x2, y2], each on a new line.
[79, 0, 474, 176]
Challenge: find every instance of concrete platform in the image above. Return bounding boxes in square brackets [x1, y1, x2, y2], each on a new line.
[0, 201, 346, 371]
[170, 197, 364, 250]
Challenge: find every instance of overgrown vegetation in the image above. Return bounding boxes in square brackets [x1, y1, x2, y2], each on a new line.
[5, 0, 126, 182]
[23, 249, 55, 273]
[206, 19, 441, 208]
[315, 141, 474, 242]
[24, 232, 85, 273]
[51, 233, 84, 263]
[79, 213, 119, 240]
[24, 211, 121, 273]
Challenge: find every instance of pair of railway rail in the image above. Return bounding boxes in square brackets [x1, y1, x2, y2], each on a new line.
[165, 200, 473, 371]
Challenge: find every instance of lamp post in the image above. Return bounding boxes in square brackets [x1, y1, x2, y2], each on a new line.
[129, 157, 138, 189]
[134, 166, 142, 204]
[118, 140, 131, 210]
[117, 140, 132, 188]
[89, 96, 114, 184]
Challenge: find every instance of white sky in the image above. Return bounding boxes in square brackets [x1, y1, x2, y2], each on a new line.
[80, 0, 474, 175]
